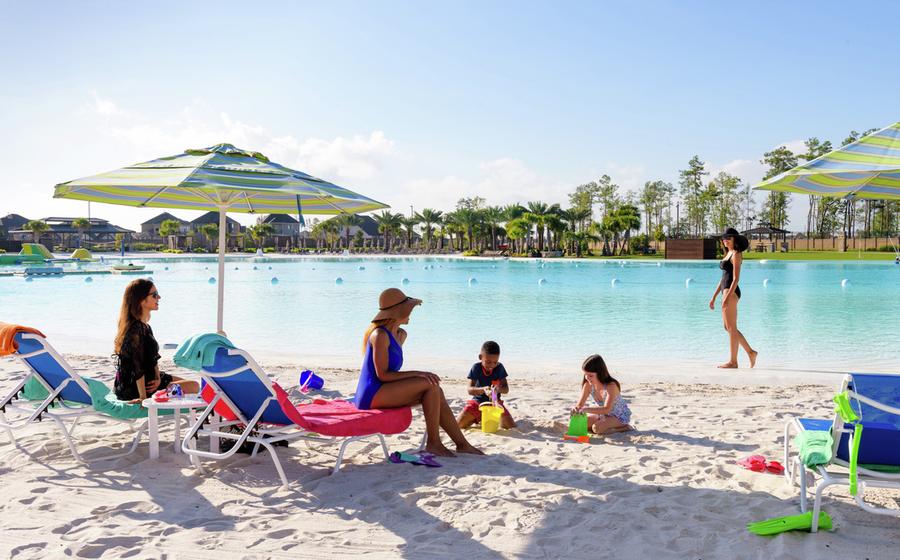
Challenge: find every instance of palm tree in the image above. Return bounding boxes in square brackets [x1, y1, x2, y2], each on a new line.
[249, 223, 275, 249]
[159, 219, 181, 250]
[334, 213, 362, 250]
[199, 223, 219, 251]
[71, 217, 91, 249]
[401, 215, 420, 249]
[373, 211, 403, 252]
[482, 206, 503, 250]
[24, 220, 49, 244]
[505, 217, 530, 255]
[564, 230, 601, 258]
[616, 204, 642, 254]
[454, 208, 479, 251]
[415, 208, 443, 251]
[524, 201, 561, 252]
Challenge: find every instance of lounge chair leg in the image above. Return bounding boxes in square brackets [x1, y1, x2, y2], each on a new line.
[799, 467, 808, 512]
[69, 416, 81, 438]
[810, 478, 833, 532]
[0, 411, 15, 446]
[418, 430, 427, 451]
[50, 416, 85, 464]
[257, 440, 288, 489]
[377, 434, 389, 460]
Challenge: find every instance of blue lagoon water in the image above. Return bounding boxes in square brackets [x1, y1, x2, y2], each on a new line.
[1, 257, 897, 374]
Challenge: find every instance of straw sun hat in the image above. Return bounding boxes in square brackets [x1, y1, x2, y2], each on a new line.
[720, 227, 750, 252]
[372, 288, 422, 322]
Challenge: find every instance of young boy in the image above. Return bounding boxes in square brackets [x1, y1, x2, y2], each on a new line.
[457, 340, 516, 429]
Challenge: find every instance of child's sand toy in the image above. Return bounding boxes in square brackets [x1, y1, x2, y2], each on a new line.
[564, 412, 590, 443]
[479, 403, 503, 433]
[479, 385, 504, 433]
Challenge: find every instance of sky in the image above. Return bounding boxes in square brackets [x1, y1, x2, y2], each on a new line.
[1, 0, 898, 231]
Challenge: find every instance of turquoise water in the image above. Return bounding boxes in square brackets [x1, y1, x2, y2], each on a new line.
[1, 257, 897, 374]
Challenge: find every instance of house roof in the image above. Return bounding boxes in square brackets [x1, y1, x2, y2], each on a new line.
[190, 211, 241, 226]
[262, 214, 299, 224]
[0, 213, 29, 229]
[357, 215, 380, 236]
[742, 226, 791, 235]
[142, 212, 186, 225]
[11, 220, 133, 235]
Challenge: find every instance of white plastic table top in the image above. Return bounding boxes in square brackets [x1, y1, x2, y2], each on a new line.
[141, 395, 209, 460]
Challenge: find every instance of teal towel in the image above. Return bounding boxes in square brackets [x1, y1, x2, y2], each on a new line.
[794, 430, 834, 467]
[173, 333, 235, 371]
[22, 376, 173, 419]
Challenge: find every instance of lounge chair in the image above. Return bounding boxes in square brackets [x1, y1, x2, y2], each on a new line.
[0, 327, 159, 463]
[179, 341, 415, 488]
[783, 373, 900, 531]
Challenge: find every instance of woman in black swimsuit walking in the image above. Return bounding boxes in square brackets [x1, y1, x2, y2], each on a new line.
[708, 228, 758, 369]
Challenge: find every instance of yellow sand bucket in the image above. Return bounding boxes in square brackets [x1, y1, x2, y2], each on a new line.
[479, 403, 503, 433]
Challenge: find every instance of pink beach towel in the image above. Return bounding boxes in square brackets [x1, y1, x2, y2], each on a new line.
[273, 384, 412, 437]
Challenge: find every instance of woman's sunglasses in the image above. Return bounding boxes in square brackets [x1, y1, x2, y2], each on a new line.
[149, 291, 161, 299]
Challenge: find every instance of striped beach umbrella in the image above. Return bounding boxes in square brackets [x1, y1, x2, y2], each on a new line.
[755, 122, 900, 200]
[54, 143, 389, 333]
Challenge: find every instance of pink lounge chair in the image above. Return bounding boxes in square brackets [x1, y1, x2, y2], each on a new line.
[183, 344, 414, 488]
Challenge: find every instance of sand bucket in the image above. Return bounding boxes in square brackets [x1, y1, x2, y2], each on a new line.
[299, 370, 324, 392]
[480, 403, 504, 433]
[566, 413, 588, 437]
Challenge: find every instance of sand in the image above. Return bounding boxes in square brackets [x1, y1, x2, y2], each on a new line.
[1, 353, 898, 560]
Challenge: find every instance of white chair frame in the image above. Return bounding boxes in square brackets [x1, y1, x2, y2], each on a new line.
[783, 374, 900, 531]
[0, 333, 149, 463]
[182, 348, 423, 489]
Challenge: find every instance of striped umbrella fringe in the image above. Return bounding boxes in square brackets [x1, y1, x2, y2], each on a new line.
[756, 122, 900, 200]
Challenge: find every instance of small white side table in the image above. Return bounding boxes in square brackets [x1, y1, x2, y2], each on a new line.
[141, 395, 208, 460]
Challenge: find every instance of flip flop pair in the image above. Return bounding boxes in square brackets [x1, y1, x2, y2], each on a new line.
[389, 451, 442, 468]
[737, 455, 784, 474]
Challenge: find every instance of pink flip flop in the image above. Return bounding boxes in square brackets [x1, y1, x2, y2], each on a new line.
[765, 460, 785, 475]
[737, 455, 766, 472]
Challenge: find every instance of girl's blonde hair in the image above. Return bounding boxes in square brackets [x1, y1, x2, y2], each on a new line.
[362, 318, 398, 354]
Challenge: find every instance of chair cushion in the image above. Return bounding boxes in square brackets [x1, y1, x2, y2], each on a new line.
[273, 384, 412, 437]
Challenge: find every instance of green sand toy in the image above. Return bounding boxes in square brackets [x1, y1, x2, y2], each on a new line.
[747, 511, 833, 536]
[564, 413, 590, 442]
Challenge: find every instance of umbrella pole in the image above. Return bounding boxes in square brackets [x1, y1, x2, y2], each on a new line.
[217, 207, 227, 335]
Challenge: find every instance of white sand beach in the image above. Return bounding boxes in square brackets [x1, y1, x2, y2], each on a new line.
[1, 353, 898, 560]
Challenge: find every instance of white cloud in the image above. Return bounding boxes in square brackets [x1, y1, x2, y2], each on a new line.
[81, 93, 397, 183]
[397, 157, 571, 212]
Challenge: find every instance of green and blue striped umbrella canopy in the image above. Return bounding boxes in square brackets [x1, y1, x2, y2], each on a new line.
[54, 143, 388, 334]
[54, 143, 388, 213]
[755, 122, 900, 200]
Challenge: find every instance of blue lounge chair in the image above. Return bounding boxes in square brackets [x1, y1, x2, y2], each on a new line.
[783, 373, 900, 531]
[180, 343, 415, 489]
[0, 332, 154, 463]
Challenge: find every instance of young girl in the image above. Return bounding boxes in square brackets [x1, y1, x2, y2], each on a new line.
[570, 354, 633, 435]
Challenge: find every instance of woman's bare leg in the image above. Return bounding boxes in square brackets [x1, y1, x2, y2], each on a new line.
[435, 388, 483, 454]
[171, 377, 200, 394]
[723, 301, 756, 367]
[371, 378, 454, 456]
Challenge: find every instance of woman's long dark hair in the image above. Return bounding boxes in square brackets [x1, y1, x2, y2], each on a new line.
[581, 354, 620, 390]
[114, 279, 154, 355]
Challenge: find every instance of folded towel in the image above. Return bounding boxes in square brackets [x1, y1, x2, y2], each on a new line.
[0, 323, 46, 356]
[174, 333, 235, 371]
[23, 376, 175, 419]
[795, 430, 834, 467]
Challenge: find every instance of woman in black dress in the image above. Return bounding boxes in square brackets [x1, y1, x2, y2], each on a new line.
[113, 279, 198, 403]
[708, 228, 758, 369]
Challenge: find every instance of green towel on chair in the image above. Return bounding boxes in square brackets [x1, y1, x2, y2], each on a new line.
[22, 377, 173, 419]
[794, 430, 833, 467]
[173, 333, 234, 371]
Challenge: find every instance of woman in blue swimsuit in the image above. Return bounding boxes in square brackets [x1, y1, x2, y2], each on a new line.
[355, 288, 482, 457]
[709, 228, 758, 369]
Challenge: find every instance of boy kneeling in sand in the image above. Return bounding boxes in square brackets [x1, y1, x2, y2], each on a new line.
[457, 341, 516, 429]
